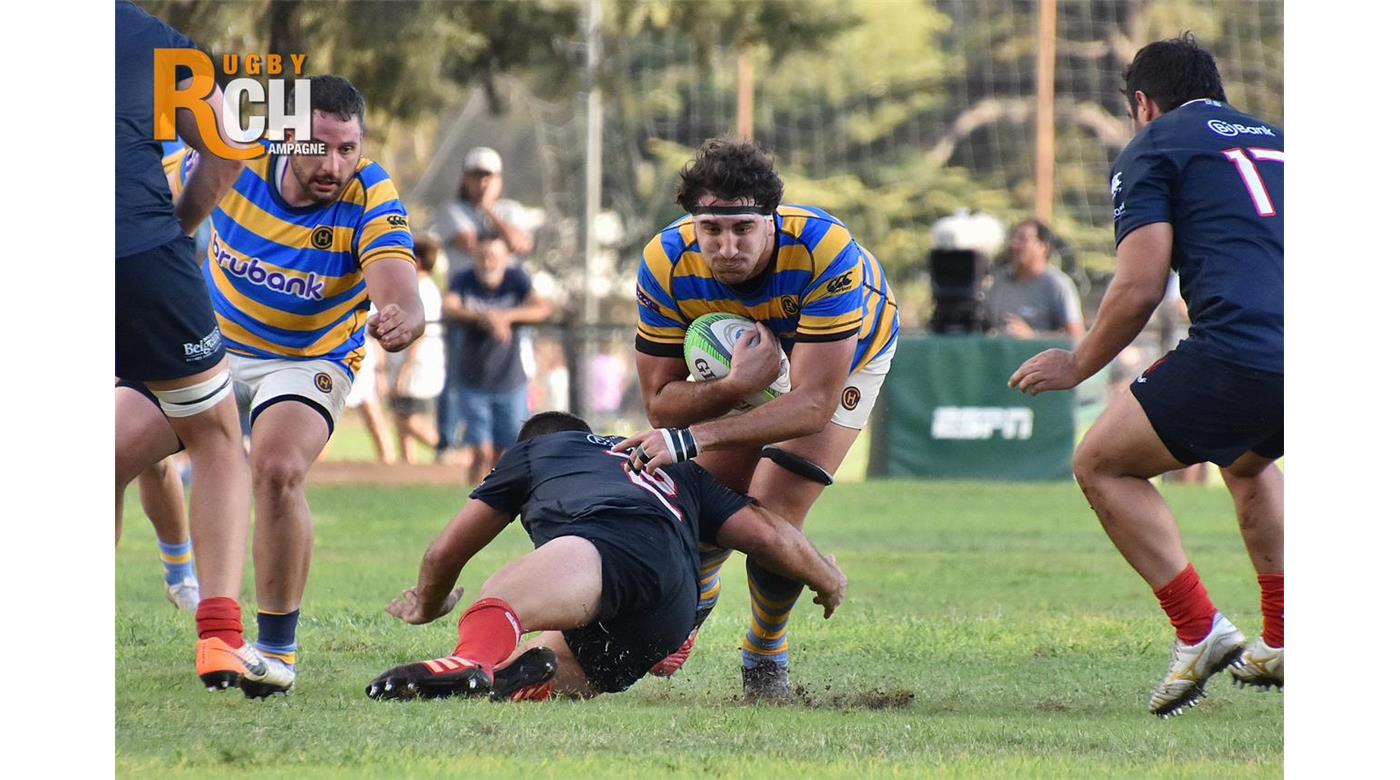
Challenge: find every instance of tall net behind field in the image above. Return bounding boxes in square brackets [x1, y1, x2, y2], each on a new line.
[459, 0, 1284, 424]
[587, 0, 1283, 324]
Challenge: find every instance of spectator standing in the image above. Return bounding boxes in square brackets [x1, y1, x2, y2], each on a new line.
[340, 336, 395, 464]
[388, 238, 447, 464]
[436, 147, 535, 462]
[442, 238, 553, 484]
[985, 219, 1085, 341]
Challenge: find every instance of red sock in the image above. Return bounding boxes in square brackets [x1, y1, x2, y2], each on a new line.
[1258, 573, 1283, 648]
[195, 597, 245, 648]
[452, 598, 522, 682]
[1153, 564, 1217, 644]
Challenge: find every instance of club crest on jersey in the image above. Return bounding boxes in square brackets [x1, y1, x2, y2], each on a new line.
[1110, 171, 1124, 198]
[841, 386, 862, 411]
[310, 226, 334, 249]
[780, 296, 799, 317]
[314, 372, 334, 393]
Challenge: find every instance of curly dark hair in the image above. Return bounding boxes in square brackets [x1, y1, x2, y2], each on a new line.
[675, 138, 784, 214]
[1122, 33, 1227, 117]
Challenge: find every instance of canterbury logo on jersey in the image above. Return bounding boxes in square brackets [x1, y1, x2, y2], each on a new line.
[211, 235, 326, 300]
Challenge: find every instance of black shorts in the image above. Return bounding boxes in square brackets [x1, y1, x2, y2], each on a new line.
[389, 396, 432, 417]
[115, 236, 225, 382]
[558, 529, 698, 694]
[1130, 348, 1283, 467]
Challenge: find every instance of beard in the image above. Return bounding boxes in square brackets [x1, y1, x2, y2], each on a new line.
[290, 159, 350, 206]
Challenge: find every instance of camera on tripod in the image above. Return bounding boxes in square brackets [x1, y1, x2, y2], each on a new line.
[927, 211, 1003, 334]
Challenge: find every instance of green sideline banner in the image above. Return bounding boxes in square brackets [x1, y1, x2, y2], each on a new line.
[868, 335, 1075, 481]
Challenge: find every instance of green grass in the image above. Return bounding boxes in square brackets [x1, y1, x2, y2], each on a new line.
[117, 480, 1281, 778]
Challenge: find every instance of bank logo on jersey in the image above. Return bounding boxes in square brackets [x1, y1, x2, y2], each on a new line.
[1207, 119, 1276, 138]
[210, 235, 327, 301]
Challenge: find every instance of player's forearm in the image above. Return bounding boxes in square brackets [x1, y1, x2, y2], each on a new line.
[691, 389, 832, 450]
[737, 512, 840, 596]
[175, 156, 243, 235]
[1071, 281, 1160, 381]
[416, 503, 506, 610]
[645, 377, 751, 428]
[415, 546, 469, 612]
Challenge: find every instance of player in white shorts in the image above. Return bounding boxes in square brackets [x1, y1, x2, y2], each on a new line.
[616, 138, 899, 699]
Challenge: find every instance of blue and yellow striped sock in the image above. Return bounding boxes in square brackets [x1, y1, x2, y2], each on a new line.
[741, 558, 804, 670]
[157, 539, 195, 586]
[255, 609, 300, 667]
[696, 547, 731, 625]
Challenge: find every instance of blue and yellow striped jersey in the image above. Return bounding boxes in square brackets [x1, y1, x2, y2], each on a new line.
[164, 147, 414, 377]
[635, 205, 898, 374]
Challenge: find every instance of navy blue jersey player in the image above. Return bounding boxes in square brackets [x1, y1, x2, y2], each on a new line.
[115, 1, 294, 696]
[366, 412, 845, 702]
[1010, 35, 1284, 717]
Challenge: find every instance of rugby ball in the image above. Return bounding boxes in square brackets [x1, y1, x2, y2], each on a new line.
[684, 313, 791, 411]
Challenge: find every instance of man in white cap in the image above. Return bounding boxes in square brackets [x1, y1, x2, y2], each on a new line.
[436, 147, 537, 464]
[438, 147, 533, 278]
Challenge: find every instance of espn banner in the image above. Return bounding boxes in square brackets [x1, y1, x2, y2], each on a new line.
[868, 335, 1076, 481]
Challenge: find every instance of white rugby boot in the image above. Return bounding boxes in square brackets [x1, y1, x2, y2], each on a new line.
[1149, 612, 1246, 718]
[164, 576, 201, 612]
[1230, 638, 1283, 690]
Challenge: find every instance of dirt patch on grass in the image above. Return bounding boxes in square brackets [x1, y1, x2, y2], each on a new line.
[793, 685, 916, 710]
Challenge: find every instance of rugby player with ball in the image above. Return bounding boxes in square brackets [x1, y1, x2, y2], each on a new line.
[616, 138, 899, 699]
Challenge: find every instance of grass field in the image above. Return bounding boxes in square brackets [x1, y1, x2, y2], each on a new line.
[117, 479, 1282, 778]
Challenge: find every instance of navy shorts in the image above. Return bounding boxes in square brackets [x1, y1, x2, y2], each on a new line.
[560, 531, 697, 694]
[1130, 348, 1283, 467]
[115, 236, 225, 382]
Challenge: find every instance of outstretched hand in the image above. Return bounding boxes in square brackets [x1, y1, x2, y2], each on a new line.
[1008, 348, 1082, 395]
[385, 585, 464, 625]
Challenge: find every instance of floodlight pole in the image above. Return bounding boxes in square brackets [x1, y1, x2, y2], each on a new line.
[736, 48, 754, 141]
[1034, 0, 1058, 224]
[576, 0, 603, 416]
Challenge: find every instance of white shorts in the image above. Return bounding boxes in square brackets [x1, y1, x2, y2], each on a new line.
[830, 341, 896, 430]
[230, 354, 353, 435]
